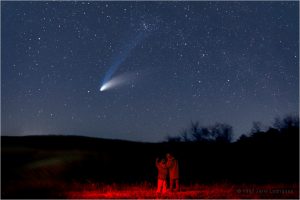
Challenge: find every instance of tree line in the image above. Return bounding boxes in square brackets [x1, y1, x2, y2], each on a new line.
[166, 115, 299, 143]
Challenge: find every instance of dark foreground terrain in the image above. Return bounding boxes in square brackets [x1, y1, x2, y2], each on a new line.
[1, 124, 299, 199]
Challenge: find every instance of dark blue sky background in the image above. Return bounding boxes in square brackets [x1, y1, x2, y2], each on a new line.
[2, 1, 299, 142]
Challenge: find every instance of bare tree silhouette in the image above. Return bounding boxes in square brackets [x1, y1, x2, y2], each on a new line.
[238, 114, 299, 142]
[180, 130, 190, 142]
[251, 121, 263, 135]
[212, 123, 233, 143]
[177, 121, 233, 143]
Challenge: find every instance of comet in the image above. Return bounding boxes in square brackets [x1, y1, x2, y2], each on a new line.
[100, 73, 135, 92]
[99, 19, 158, 92]
[99, 32, 146, 92]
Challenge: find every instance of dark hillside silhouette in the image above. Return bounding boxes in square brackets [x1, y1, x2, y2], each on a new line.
[1, 115, 299, 198]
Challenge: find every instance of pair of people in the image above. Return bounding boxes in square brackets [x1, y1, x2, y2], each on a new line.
[156, 153, 179, 194]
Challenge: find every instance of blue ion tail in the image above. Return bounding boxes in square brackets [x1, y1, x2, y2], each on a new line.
[100, 32, 146, 90]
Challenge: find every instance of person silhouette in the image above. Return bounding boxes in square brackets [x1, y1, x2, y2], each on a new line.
[166, 153, 179, 191]
[155, 157, 168, 194]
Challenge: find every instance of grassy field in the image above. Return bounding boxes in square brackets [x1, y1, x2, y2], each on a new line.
[2, 136, 299, 199]
[64, 182, 299, 199]
[3, 180, 298, 198]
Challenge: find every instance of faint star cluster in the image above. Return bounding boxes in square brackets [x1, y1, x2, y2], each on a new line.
[2, 1, 298, 142]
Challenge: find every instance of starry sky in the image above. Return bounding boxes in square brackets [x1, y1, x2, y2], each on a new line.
[2, 1, 299, 142]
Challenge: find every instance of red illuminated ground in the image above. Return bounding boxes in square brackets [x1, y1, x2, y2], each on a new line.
[65, 183, 299, 199]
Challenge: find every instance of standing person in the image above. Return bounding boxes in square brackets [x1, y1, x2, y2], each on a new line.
[155, 158, 168, 194]
[166, 153, 179, 191]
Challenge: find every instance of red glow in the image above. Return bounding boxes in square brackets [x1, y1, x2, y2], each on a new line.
[65, 183, 299, 199]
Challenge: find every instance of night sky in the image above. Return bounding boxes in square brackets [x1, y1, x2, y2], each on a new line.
[2, 1, 299, 142]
